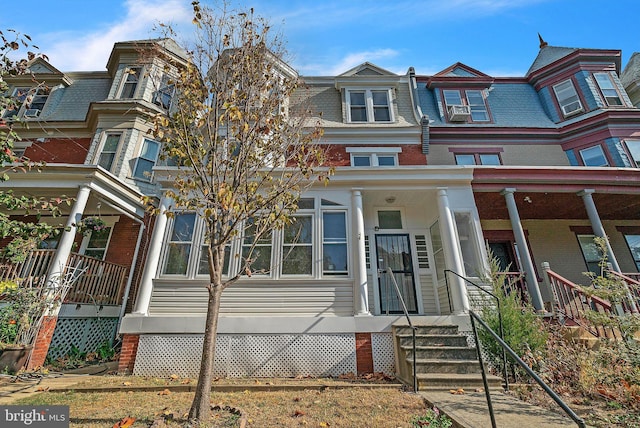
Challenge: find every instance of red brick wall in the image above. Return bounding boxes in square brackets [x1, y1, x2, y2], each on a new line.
[118, 334, 140, 374]
[355, 332, 374, 375]
[123, 213, 155, 314]
[27, 316, 57, 369]
[323, 144, 427, 167]
[105, 218, 141, 267]
[23, 137, 91, 164]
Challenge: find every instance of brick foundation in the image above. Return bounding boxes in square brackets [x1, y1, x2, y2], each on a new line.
[355, 332, 374, 375]
[118, 334, 140, 374]
[27, 316, 58, 369]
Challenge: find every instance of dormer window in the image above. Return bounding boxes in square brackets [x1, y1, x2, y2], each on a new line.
[119, 67, 141, 99]
[553, 79, 583, 116]
[442, 89, 489, 122]
[153, 74, 176, 109]
[2, 86, 49, 119]
[594, 72, 623, 106]
[579, 145, 608, 167]
[346, 89, 392, 123]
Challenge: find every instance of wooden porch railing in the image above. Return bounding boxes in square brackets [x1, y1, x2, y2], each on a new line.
[544, 268, 617, 339]
[0, 249, 128, 306]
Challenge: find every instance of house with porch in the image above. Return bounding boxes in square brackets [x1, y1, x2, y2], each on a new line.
[0, 39, 188, 368]
[118, 37, 640, 382]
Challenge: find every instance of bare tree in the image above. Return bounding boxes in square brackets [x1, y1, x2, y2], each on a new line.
[147, 2, 328, 423]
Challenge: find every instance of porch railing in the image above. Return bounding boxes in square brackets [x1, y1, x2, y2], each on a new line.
[544, 267, 617, 339]
[0, 249, 128, 306]
[607, 270, 640, 310]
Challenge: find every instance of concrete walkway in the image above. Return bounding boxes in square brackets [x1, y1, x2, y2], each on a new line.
[421, 390, 580, 428]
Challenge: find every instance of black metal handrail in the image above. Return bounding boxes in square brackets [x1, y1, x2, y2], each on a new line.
[444, 269, 509, 390]
[383, 267, 417, 393]
[469, 310, 586, 428]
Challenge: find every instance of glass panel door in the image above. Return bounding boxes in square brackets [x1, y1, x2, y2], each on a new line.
[376, 234, 417, 314]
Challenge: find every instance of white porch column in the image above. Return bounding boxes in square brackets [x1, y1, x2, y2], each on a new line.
[352, 189, 370, 315]
[132, 195, 170, 315]
[46, 184, 91, 289]
[436, 188, 469, 314]
[501, 188, 544, 311]
[578, 189, 638, 314]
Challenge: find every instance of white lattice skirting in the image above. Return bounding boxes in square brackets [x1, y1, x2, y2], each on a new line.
[134, 333, 396, 378]
[47, 317, 118, 360]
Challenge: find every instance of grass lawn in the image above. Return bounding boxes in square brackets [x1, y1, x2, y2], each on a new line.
[13, 376, 427, 427]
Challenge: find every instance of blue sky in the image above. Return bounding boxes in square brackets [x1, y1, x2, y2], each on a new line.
[2, 0, 639, 76]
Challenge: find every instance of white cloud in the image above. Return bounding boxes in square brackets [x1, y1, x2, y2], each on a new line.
[42, 0, 192, 71]
[327, 49, 399, 75]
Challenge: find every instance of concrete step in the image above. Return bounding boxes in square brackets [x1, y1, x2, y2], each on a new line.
[417, 373, 503, 391]
[412, 359, 482, 374]
[421, 390, 577, 427]
[403, 346, 478, 360]
[395, 325, 460, 335]
[397, 334, 469, 347]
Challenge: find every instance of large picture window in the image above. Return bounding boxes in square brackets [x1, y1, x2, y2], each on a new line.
[160, 198, 348, 279]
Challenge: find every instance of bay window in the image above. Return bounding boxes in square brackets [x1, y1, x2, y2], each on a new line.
[162, 213, 197, 275]
[282, 215, 313, 275]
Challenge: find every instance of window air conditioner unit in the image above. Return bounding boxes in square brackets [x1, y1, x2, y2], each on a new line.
[447, 105, 470, 121]
[24, 108, 41, 118]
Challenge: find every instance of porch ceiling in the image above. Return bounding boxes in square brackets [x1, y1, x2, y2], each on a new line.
[474, 191, 640, 220]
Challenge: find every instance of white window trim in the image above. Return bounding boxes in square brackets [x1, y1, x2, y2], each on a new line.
[118, 66, 143, 99]
[132, 138, 160, 182]
[78, 216, 119, 260]
[345, 88, 394, 123]
[159, 198, 350, 280]
[374, 207, 405, 230]
[593, 72, 624, 106]
[95, 132, 123, 172]
[346, 147, 401, 167]
[552, 79, 583, 117]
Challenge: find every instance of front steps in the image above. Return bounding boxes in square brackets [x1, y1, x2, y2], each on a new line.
[393, 324, 503, 391]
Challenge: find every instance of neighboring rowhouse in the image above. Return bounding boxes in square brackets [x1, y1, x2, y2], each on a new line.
[3, 37, 640, 378]
[0, 39, 187, 368]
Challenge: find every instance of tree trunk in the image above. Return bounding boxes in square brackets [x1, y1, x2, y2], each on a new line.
[188, 283, 223, 423]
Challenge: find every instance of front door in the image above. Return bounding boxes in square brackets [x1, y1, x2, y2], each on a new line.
[375, 234, 418, 314]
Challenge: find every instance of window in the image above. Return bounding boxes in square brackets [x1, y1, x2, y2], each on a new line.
[2, 86, 49, 119]
[454, 153, 501, 165]
[579, 145, 608, 167]
[594, 72, 623, 106]
[323, 212, 348, 275]
[347, 147, 400, 166]
[133, 139, 160, 180]
[377, 210, 402, 229]
[442, 89, 489, 122]
[624, 235, 640, 271]
[466, 90, 489, 121]
[162, 213, 196, 275]
[282, 215, 313, 275]
[577, 234, 601, 275]
[553, 79, 583, 116]
[153, 74, 175, 109]
[160, 197, 348, 279]
[97, 133, 121, 171]
[625, 140, 640, 167]
[81, 227, 113, 260]
[119, 67, 141, 99]
[346, 89, 392, 123]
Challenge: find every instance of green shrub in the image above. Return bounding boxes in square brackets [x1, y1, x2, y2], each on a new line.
[410, 407, 452, 428]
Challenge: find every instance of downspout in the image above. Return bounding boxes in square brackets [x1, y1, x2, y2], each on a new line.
[407, 67, 431, 155]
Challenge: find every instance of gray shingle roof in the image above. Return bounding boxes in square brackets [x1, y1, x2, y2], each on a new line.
[526, 46, 578, 76]
[40, 75, 111, 121]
